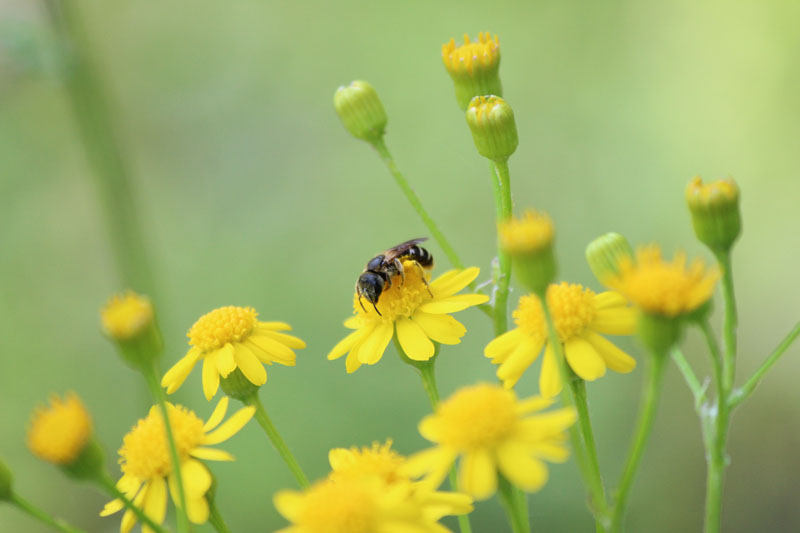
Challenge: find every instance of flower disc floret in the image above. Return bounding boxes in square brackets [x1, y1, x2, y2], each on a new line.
[27, 393, 92, 465]
[189, 306, 258, 351]
[499, 211, 554, 255]
[442, 32, 500, 76]
[435, 385, 517, 450]
[329, 440, 405, 485]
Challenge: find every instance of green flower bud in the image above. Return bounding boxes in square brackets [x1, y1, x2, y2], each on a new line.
[499, 210, 557, 295]
[0, 457, 12, 501]
[636, 312, 682, 356]
[442, 33, 502, 110]
[101, 291, 163, 371]
[333, 80, 388, 142]
[465, 96, 518, 162]
[585, 232, 634, 284]
[686, 177, 741, 253]
[220, 368, 261, 401]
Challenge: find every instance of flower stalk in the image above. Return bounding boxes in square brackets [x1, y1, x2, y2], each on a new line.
[498, 474, 531, 533]
[8, 493, 86, 533]
[97, 472, 169, 533]
[490, 160, 513, 336]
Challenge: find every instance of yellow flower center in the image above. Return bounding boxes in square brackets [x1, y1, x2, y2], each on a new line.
[295, 479, 378, 533]
[330, 441, 405, 485]
[436, 384, 518, 450]
[353, 260, 432, 323]
[119, 404, 204, 480]
[188, 306, 257, 351]
[442, 32, 500, 76]
[101, 291, 153, 340]
[27, 393, 92, 465]
[513, 294, 546, 338]
[610, 246, 719, 317]
[547, 283, 597, 341]
[499, 210, 554, 255]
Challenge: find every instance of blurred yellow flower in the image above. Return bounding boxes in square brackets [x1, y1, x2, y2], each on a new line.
[498, 210, 554, 255]
[486, 283, 636, 396]
[101, 291, 154, 341]
[162, 305, 306, 400]
[328, 263, 488, 373]
[100, 398, 254, 532]
[404, 383, 575, 500]
[27, 393, 92, 465]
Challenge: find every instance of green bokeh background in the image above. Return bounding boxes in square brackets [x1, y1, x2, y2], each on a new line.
[2, 1, 800, 531]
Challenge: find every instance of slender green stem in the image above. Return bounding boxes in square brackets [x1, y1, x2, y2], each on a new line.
[671, 348, 707, 410]
[43, 0, 154, 293]
[144, 368, 190, 533]
[541, 302, 608, 530]
[715, 251, 737, 392]
[9, 493, 86, 533]
[207, 496, 231, 533]
[490, 159, 513, 336]
[97, 473, 169, 533]
[730, 322, 800, 408]
[498, 474, 531, 533]
[610, 353, 667, 532]
[570, 378, 607, 521]
[700, 320, 727, 533]
[242, 393, 309, 488]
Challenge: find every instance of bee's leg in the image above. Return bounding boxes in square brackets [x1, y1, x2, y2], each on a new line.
[358, 295, 367, 313]
[372, 302, 382, 316]
[416, 263, 433, 297]
[394, 258, 405, 285]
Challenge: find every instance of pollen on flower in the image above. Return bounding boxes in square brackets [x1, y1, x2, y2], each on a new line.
[188, 306, 258, 351]
[442, 32, 500, 76]
[547, 283, 597, 341]
[499, 210, 554, 255]
[512, 295, 546, 339]
[289, 479, 377, 533]
[436, 384, 517, 450]
[353, 260, 432, 323]
[101, 291, 153, 340]
[329, 441, 405, 485]
[27, 393, 92, 465]
[119, 405, 204, 480]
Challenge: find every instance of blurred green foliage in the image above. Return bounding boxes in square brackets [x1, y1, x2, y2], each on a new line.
[1, 0, 799, 531]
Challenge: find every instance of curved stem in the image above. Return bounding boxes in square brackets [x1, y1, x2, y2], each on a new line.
[97, 473, 169, 533]
[490, 160, 513, 336]
[9, 493, 86, 533]
[610, 353, 667, 532]
[144, 367, 190, 533]
[498, 474, 531, 533]
[207, 496, 231, 533]
[671, 348, 707, 411]
[243, 393, 309, 488]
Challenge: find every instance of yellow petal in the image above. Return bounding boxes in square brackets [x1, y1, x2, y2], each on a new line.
[261, 331, 306, 349]
[161, 348, 202, 393]
[594, 291, 628, 309]
[191, 447, 235, 461]
[234, 344, 267, 386]
[345, 348, 362, 373]
[202, 358, 220, 401]
[327, 325, 373, 361]
[256, 321, 292, 331]
[181, 461, 211, 524]
[273, 490, 304, 522]
[592, 307, 636, 335]
[204, 406, 255, 445]
[585, 331, 636, 373]
[411, 312, 467, 345]
[496, 442, 549, 493]
[564, 337, 606, 381]
[497, 336, 544, 389]
[203, 397, 229, 432]
[404, 446, 458, 489]
[343, 315, 360, 329]
[356, 321, 393, 365]
[142, 476, 168, 532]
[418, 294, 490, 314]
[516, 396, 555, 415]
[215, 344, 236, 377]
[328, 448, 352, 471]
[429, 267, 481, 298]
[418, 414, 443, 442]
[539, 343, 562, 398]
[519, 408, 577, 437]
[484, 328, 525, 362]
[247, 335, 295, 365]
[458, 449, 497, 500]
[530, 441, 571, 463]
[396, 318, 435, 361]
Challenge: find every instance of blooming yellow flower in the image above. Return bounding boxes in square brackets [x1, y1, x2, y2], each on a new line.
[27, 393, 92, 465]
[161, 305, 306, 400]
[404, 383, 575, 500]
[100, 398, 254, 532]
[498, 210, 554, 255]
[607, 246, 719, 317]
[486, 282, 636, 396]
[442, 32, 502, 110]
[328, 262, 488, 373]
[101, 291, 154, 340]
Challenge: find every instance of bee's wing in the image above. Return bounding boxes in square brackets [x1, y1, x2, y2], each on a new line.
[382, 237, 428, 261]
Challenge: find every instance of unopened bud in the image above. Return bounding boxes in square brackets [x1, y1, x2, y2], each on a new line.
[686, 177, 741, 253]
[465, 96, 518, 162]
[585, 233, 634, 284]
[334, 80, 388, 142]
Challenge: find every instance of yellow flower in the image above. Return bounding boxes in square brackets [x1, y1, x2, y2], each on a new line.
[486, 283, 636, 396]
[442, 33, 502, 110]
[327, 262, 489, 373]
[404, 383, 575, 500]
[101, 398, 254, 532]
[27, 393, 92, 465]
[498, 210, 554, 255]
[607, 246, 719, 317]
[161, 305, 306, 400]
[101, 291, 154, 340]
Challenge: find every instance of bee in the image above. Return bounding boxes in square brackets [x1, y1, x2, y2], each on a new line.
[356, 238, 434, 315]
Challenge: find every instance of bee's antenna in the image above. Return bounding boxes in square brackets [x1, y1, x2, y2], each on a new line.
[358, 296, 367, 313]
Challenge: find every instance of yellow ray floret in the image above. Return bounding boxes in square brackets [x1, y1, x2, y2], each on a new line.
[27, 393, 92, 465]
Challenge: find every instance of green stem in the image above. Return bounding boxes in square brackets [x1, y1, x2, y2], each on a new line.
[490, 159, 513, 337]
[207, 496, 231, 533]
[730, 321, 800, 408]
[498, 474, 531, 533]
[370, 137, 465, 270]
[9, 493, 86, 533]
[714, 251, 737, 393]
[671, 348, 707, 411]
[541, 302, 607, 530]
[610, 353, 667, 532]
[97, 473, 169, 533]
[144, 367, 190, 533]
[700, 320, 727, 533]
[43, 0, 154, 293]
[570, 378, 607, 522]
[242, 393, 309, 488]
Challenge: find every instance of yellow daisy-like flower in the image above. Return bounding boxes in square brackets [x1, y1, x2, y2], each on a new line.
[27, 393, 92, 465]
[101, 291, 154, 341]
[101, 398, 254, 532]
[328, 262, 488, 373]
[404, 383, 576, 500]
[607, 246, 719, 317]
[161, 305, 306, 400]
[486, 282, 636, 396]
